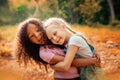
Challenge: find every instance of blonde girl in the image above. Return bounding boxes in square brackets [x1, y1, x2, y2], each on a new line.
[44, 17, 102, 80]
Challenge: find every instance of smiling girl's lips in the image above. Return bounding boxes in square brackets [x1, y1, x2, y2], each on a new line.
[38, 36, 45, 44]
[38, 40, 44, 44]
[57, 38, 61, 44]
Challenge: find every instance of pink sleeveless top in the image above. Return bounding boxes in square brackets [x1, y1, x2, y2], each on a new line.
[39, 45, 79, 79]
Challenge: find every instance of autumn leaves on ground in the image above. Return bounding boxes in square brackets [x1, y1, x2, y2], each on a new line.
[0, 25, 120, 80]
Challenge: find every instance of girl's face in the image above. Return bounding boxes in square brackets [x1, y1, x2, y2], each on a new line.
[45, 25, 66, 45]
[27, 23, 45, 44]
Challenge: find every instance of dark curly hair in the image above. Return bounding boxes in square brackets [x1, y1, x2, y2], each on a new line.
[14, 18, 49, 67]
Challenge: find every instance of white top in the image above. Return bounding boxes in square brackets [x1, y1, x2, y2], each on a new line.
[65, 34, 93, 58]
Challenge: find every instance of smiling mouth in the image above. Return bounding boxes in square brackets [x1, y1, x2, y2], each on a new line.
[39, 40, 44, 44]
[38, 38, 43, 43]
[38, 40, 41, 43]
[57, 38, 61, 44]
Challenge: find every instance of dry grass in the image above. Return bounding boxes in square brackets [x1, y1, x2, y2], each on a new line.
[0, 25, 120, 80]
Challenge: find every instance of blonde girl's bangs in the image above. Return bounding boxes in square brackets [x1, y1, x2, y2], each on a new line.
[44, 18, 73, 30]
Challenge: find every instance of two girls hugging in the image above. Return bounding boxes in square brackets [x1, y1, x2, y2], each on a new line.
[14, 17, 103, 80]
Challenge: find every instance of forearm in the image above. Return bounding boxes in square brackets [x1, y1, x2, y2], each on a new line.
[49, 56, 97, 71]
[51, 58, 96, 72]
[51, 64, 67, 72]
[71, 58, 97, 67]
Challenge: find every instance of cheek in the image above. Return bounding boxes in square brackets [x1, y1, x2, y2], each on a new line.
[51, 39, 54, 42]
[31, 39, 36, 43]
[40, 40, 44, 44]
[51, 40, 56, 44]
[47, 34, 52, 40]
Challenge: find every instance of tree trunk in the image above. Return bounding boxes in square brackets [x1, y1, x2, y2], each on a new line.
[107, 0, 115, 22]
[33, 0, 40, 18]
[70, 5, 79, 24]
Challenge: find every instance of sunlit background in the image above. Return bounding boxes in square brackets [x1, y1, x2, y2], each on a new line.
[0, 0, 120, 80]
[0, 0, 120, 25]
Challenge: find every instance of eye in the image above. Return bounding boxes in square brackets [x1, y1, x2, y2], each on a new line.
[54, 31, 57, 36]
[29, 34, 34, 38]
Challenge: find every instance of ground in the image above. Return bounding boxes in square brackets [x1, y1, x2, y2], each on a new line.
[0, 26, 120, 80]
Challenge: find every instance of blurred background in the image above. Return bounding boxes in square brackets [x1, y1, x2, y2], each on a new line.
[0, 0, 120, 26]
[0, 0, 120, 80]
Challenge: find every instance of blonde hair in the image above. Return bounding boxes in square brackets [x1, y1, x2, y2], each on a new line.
[44, 17, 77, 34]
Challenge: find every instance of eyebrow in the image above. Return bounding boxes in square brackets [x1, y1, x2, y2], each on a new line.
[28, 24, 38, 37]
[28, 29, 34, 38]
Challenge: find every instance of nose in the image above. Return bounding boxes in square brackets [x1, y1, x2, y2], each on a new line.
[34, 32, 40, 38]
[52, 36, 58, 42]
[53, 36, 56, 40]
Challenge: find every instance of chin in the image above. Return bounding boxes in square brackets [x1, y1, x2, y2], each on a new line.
[37, 43, 40, 45]
[61, 41, 65, 45]
[60, 42, 64, 45]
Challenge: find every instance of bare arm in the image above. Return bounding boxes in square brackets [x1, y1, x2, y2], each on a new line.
[50, 54, 99, 72]
[49, 54, 99, 67]
[52, 45, 79, 71]
[71, 57, 99, 67]
[49, 54, 64, 64]
[49, 51, 100, 72]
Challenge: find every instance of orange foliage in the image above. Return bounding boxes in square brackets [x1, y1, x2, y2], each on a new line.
[9, 0, 46, 7]
[73, 26, 120, 43]
[73, 26, 120, 80]
[0, 25, 120, 80]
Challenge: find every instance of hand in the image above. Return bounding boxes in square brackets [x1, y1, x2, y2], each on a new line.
[93, 51, 101, 63]
[94, 61, 101, 67]
[93, 52, 101, 67]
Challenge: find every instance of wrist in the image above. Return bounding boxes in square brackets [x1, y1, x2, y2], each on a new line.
[91, 58, 97, 64]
